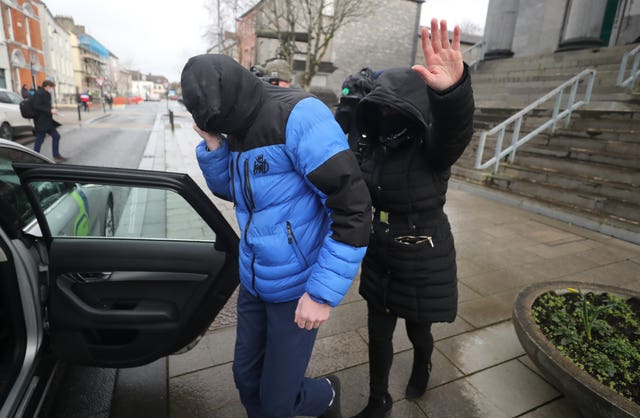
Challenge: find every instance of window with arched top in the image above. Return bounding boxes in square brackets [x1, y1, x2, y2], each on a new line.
[22, 3, 35, 16]
[11, 49, 26, 67]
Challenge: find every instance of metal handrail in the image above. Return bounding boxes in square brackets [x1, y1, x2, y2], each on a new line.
[616, 45, 640, 90]
[462, 41, 485, 70]
[475, 68, 597, 174]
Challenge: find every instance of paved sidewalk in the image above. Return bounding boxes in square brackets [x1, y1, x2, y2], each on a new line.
[160, 109, 640, 418]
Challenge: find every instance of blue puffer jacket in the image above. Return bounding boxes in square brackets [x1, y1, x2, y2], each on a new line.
[182, 54, 371, 307]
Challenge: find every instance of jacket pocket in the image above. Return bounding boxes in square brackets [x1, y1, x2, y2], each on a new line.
[286, 221, 309, 268]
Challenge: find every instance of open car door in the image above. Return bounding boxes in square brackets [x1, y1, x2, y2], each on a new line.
[14, 163, 239, 368]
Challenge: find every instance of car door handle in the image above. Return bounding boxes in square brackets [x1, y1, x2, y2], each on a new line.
[57, 276, 177, 323]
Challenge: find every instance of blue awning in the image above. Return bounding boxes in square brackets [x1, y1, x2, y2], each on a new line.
[79, 34, 110, 59]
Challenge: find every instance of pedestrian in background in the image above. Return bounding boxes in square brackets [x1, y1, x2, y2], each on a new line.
[21, 84, 30, 99]
[80, 92, 90, 112]
[350, 18, 475, 418]
[181, 53, 371, 418]
[32, 80, 66, 162]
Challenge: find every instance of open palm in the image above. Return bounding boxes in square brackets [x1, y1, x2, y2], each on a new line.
[412, 19, 464, 92]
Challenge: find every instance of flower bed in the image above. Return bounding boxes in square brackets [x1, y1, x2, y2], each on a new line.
[532, 289, 640, 405]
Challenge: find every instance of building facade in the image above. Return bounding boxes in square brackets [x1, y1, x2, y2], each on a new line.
[484, 0, 640, 59]
[2, 0, 45, 93]
[37, 1, 74, 103]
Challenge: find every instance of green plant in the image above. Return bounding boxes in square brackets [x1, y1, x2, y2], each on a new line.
[566, 287, 615, 341]
[532, 289, 640, 405]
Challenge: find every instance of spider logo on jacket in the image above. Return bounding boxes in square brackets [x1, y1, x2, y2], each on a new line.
[253, 155, 270, 175]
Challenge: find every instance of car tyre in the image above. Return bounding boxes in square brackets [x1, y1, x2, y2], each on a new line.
[1, 122, 13, 140]
[103, 195, 115, 237]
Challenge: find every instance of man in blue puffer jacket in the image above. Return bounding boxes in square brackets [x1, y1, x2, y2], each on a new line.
[181, 54, 372, 418]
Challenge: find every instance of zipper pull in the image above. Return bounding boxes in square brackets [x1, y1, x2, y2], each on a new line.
[286, 222, 293, 244]
[427, 236, 434, 247]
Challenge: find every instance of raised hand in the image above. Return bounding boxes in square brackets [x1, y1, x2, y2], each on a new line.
[412, 18, 464, 92]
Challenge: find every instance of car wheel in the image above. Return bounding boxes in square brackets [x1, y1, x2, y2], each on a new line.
[103, 195, 115, 237]
[1, 123, 13, 140]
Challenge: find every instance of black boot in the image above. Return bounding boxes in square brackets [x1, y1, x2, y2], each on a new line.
[405, 361, 432, 400]
[351, 392, 392, 418]
[320, 375, 342, 418]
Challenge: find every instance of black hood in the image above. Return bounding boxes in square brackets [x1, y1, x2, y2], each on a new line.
[180, 54, 264, 135]
[356, 67, 431, 140]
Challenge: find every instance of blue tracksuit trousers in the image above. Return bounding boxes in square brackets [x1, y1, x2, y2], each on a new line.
[233, 285, 333, 418]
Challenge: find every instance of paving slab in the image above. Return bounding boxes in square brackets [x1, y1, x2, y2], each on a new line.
[169, 363, 244, 418]
[457, 288, 521, 328]
[417, 378, 510, 418]
[466, 359, 560, 417]
[519, 397, 584, 418]
[307, 330, 369, 377]
[436, 321, 525, 375]
[169, 326, 236, 378]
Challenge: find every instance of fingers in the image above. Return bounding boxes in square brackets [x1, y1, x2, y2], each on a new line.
[421, 27, 434, 66]
[440, 20, 450, 50]
[452, 25, 461, 51]
[430, 18, 441, 54]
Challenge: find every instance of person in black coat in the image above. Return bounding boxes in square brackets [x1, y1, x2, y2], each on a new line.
[351, 18, 474, 418]
[21, 84, 30, 99]
[32, 80, 65, 161]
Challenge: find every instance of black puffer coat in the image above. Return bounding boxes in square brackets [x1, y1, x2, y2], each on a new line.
[357, 66, 474, 323]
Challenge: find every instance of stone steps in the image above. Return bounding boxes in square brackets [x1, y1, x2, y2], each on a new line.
[489, 172, 640, 227]
[455, 45, 640, 241]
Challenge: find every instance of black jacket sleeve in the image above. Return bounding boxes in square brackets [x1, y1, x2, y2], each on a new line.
[424, 64, 475, 171]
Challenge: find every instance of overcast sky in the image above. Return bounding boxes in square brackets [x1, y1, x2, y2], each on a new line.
[43, 0, 489, 83]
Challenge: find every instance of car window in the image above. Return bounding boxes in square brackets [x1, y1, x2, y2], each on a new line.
[0, 92, 11, 104]
[27, 181, 216, 241]
[6, 91, 22, 105]
[0, 148, 46, 230]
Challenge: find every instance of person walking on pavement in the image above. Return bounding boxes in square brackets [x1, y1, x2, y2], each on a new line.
[181, 53, 371, 418]
[33, 80, 66, 162]
[351, 18, 475, 417]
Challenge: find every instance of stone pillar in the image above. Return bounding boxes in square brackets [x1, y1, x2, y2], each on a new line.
[483, 0, 520, 59]
[558, 0, 608, 50]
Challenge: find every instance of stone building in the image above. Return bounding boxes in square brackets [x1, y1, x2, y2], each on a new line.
[484, 0, 640, 59]
[1, 0, 45, 92]
[235, 0, 423, 96]
[55, 16, 111, 96]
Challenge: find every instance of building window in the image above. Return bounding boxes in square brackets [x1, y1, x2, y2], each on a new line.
[22, 3, 35, 17]
[0, 69, 6, 89]
[6, 7, 14, 41]
[25, 17, 31, 47]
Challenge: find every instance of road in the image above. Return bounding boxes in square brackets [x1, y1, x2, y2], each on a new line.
[17, 101, 162, 168]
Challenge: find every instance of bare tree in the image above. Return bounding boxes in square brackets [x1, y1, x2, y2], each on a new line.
[459, 20, 483, 36]
[258, 0, 373, 90]
[206, 0, 256, 54]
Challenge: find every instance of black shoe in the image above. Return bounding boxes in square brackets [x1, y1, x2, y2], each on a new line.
[352, 393, 392, 418]
[405, 361, 432, 400]
[320, 375, 341, 418]
[53, 155, 68, 162]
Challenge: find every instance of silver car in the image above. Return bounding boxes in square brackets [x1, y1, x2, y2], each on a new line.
[0, 138, 239, 417]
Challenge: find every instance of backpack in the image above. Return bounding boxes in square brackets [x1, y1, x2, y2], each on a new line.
[20, 97, 35, 119]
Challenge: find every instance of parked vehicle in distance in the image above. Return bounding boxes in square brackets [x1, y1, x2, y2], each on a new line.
[0, 89, 34, 140]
